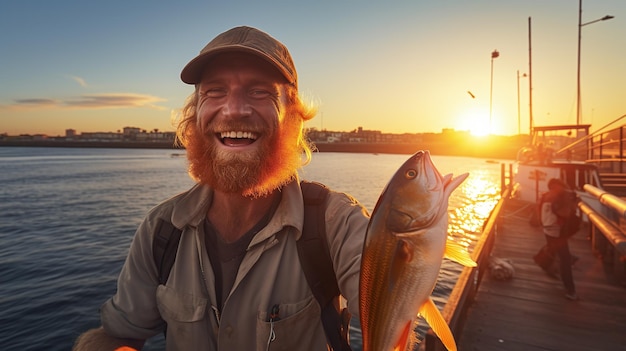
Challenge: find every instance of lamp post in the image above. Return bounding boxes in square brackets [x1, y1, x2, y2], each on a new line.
[576, 0, 614, 125]
[489, 50, 499, 133]
[528, 17, 534, 135]
[517, 70, 527, 135]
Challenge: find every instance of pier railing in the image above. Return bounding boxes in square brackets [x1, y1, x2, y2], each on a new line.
[578, 184, 626, 281]
[587, 124, 626, 174]
[420, 187, 510, 351]
[584, 124, 626, 196]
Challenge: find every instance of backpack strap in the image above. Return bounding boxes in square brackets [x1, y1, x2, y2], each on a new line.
[298, 181, 352, 351]
[152, 219, 183, 285]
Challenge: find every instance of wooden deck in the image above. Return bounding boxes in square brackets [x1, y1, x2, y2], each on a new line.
[456, 199, 626, 351]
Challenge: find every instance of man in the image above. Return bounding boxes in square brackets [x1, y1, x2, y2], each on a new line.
[73, 26, 369, 350]
[535, 178, 580, 300]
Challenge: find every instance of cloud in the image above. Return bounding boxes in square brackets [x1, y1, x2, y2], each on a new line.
[13, 98, 60, 106]
[65, 93, 166, 109]
[3, 93, 167, 111]
[69, 75, 88, 87]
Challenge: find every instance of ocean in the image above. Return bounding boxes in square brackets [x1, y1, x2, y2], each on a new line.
[0, 147, 505, 351]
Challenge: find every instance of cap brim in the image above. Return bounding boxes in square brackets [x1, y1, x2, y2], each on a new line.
[180, 45, 293, 85]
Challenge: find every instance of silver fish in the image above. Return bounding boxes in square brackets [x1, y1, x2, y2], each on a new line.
[359, 150, 475, 351]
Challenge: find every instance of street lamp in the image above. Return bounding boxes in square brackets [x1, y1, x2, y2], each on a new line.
[489, 49, 499, 132]
[517, 70, 527, 135]
[576, 0, 614, 125]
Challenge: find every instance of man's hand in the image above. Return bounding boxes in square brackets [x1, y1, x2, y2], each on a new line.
[73, 327, 144, 351]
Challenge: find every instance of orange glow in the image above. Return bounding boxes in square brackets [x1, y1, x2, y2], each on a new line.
[456, 106, 491, 136]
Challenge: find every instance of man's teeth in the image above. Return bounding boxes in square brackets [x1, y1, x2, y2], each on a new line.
[220, 131, 258, 139]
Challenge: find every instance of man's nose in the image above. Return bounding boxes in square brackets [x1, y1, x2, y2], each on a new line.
[222, 91, 252, 118]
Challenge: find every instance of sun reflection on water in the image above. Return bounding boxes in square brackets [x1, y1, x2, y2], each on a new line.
[447, 169, 501, 249]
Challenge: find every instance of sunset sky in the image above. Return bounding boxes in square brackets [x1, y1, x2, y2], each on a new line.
[1, 0, 624, 137]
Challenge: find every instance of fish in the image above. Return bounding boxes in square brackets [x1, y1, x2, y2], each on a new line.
[359, 150, 476, 351]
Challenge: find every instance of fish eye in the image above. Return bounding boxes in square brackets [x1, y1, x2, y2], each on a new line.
[405, 169, 417, 179]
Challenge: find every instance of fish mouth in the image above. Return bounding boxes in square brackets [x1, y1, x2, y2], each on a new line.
[217, 131, 259, 147]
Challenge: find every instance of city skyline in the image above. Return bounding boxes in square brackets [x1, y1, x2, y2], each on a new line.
[1, 1, 624, 137]
[1, 123, 492, 138]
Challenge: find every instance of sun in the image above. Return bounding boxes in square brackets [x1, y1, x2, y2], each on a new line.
[457, 108, 491, 136]
[469, 123, 490, 137]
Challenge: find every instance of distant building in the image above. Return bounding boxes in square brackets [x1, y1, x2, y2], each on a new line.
[80, 131, 122, 141]
[123, 127, 142, 140]
[65, 129, 77, 139]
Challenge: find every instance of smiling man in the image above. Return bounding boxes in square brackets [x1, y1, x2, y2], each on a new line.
[73, 26, 369, 351]
[183, 51, 307, 199]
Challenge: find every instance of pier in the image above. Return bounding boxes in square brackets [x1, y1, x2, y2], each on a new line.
[421, 190, 626, 351]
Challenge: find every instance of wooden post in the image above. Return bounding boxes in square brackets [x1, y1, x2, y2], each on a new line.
[535, 170, 540, 203]
[501, 163, 505, 195]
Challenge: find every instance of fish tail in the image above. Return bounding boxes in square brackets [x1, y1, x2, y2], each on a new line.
[419, 298, 458, 351]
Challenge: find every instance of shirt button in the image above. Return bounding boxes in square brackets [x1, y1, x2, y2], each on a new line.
[224, 325, 234, 337]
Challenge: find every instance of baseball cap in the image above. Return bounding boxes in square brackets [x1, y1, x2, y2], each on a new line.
[180, 26, 297, 87]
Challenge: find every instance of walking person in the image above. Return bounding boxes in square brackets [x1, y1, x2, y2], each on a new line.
[73, 26, 369, 350]
[534, 178, 581, 300]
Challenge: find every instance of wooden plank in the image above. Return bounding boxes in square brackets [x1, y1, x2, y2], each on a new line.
[457, 199, 626, 351]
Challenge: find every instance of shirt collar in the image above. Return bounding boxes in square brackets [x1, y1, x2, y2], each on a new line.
[170, 178, 305, 241]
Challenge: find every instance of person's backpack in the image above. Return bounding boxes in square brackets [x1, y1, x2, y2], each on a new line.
[552, 189, 578, 219]
[152, 181, 352, 351]
[553, 189, 581, 237]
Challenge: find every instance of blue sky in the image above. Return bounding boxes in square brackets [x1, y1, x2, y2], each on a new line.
[1, 0, 624, 136]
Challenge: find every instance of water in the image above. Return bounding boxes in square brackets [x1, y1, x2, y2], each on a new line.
[0, 147, 505, 351]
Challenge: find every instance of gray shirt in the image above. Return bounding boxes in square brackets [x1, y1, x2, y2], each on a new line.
[100, 179, 369, 350]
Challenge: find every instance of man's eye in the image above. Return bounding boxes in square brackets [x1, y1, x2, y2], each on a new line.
[203, 88, 226, 98]
[249, 89, 272, 99]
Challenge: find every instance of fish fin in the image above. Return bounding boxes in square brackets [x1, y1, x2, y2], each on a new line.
[443, 172, 469, 197]
[393, 320, 413, 351]
[419, 298, 458, 351]
[444, 240, 477, 267]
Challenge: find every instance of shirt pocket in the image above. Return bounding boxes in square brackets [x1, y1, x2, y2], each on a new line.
[256, 296, 327, 351]
[156, 284, 208, 323]
[156, 285, 214, 350]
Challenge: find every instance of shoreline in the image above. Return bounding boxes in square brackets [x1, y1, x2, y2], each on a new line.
[0, 140, 518, 160]
[313, 142, 517, 160]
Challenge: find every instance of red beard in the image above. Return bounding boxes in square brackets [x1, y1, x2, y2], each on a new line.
[185, 116, 304, 198]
